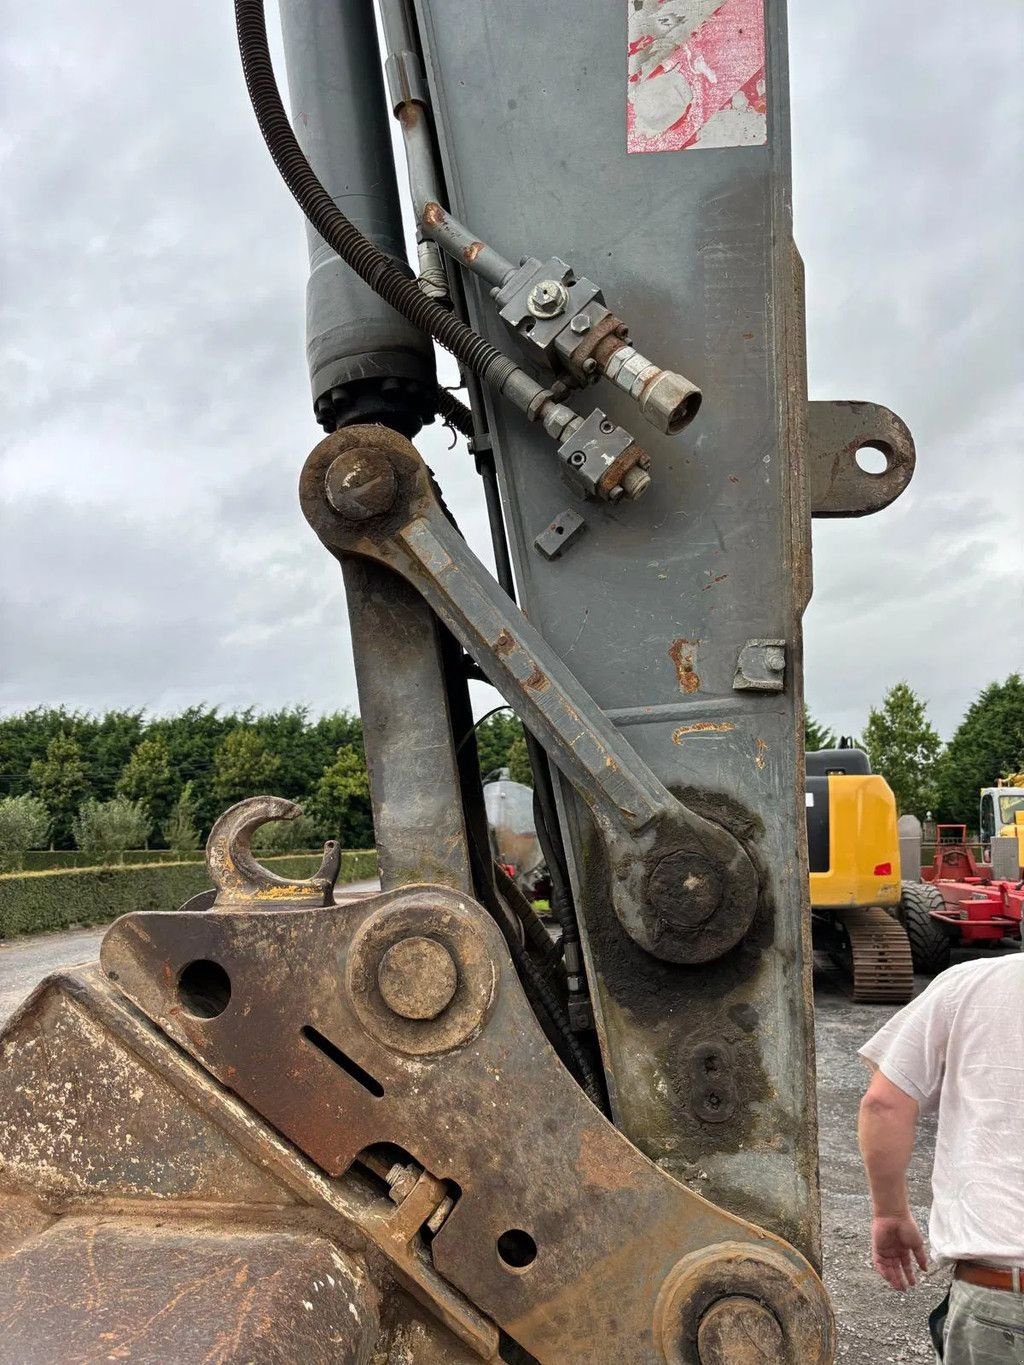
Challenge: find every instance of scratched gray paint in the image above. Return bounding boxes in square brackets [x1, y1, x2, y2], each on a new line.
[415, 0, 823, 1257]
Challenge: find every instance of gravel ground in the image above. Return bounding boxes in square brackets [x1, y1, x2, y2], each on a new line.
[1, 925, 997, 1362]
[814, 954, 947, 1364]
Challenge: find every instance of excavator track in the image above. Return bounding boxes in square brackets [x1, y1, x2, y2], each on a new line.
[833, 906, 914, 1004]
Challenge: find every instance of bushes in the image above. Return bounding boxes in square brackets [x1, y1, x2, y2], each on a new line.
[0, 850, 378, 938]
[23, 848, 194, 870]
[72, 797, 150, 861]
[0, 795, 51, 872]
[0, 862, 212, 937]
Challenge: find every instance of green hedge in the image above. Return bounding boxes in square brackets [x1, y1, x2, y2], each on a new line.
[20, 847, 353, 871]
[0, 851, 378, 938]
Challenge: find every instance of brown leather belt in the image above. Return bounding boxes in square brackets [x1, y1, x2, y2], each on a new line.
[956, 1262, 1024, 1293]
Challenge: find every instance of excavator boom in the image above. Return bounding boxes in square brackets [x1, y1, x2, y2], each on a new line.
[0, 3, 918, 1360]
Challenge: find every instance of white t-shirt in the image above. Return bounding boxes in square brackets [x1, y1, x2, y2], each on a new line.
[858, 956, 1024, 1266]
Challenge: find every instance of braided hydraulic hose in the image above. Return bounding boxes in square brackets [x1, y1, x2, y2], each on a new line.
[235, 0, 520, 402]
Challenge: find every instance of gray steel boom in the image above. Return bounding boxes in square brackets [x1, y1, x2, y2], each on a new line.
[0, 2, 918, 1360]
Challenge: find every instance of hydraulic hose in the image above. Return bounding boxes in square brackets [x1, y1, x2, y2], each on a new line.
[235, 1, 520, 405]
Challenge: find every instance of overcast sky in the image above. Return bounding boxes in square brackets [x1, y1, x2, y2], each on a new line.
[2, 1, 1021, 741]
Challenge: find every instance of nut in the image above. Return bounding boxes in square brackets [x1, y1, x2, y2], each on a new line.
[377, 936, 458, 1021]
[527, 279, 569, 319]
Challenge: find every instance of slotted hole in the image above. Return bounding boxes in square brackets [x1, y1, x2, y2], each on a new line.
[302, 1025, 384, 1098]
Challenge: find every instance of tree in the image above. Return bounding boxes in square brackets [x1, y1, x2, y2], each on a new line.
[309, 745, 373, 848]
[163, 782, 201, 856]
[212, 729, 282, 808]
[934, 675, 1024, 825]
[117, 736, 176, 832]
[507, 732, 533, 786]
[0, 795, 51, 872]
[475, 710, 524, 780]
[252, 811, 321, 854]
[29, 734, 89, 847]
[804, 708, 837, 753]
[72, 797, 150, 863]
[88, 710, 146, 801]
[863, 683, 942, 816]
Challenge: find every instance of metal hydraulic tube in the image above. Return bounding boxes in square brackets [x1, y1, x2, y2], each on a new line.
[277, 0, 436, 436]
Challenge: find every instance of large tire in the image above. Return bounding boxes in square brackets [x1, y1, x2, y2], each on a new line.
[898, 881, 952, 975]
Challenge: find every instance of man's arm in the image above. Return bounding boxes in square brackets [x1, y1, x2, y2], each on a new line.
[858, 1067, 928, 1290]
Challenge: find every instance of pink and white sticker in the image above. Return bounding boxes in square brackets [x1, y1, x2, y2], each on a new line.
[627, 0, 767, 154]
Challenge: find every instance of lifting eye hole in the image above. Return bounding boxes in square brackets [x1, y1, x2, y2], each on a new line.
[497, 1228, 537, 1270]
[855, 445, 890, 476]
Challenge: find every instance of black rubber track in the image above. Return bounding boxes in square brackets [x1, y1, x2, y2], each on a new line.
[898, 881, 952, 975]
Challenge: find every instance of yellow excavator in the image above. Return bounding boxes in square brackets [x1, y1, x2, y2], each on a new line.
[807, 746, 946, 1002]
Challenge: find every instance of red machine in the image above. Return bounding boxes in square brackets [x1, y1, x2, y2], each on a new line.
[923, 826, 1023, 959]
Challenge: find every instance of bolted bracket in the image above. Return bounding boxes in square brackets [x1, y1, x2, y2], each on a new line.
[733, 640, 787, 693]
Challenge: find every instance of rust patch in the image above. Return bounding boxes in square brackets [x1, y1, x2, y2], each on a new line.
[577, 1128, 640, 1193]
[493, 630, 515, 657]
[701, 574, 729, 591]
[462, 240, 485, 264]
[672, 722, 734, 744]
[524, 666, 548, 691]
[421, 201, 445, 228]
[668, 638, 700, 693]
[754, 739, 768, 771]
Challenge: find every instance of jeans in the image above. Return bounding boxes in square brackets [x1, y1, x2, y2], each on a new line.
[935, 1280, 1024, 1364]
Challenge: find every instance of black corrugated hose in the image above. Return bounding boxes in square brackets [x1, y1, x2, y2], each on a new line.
[235, 0, 503, 435]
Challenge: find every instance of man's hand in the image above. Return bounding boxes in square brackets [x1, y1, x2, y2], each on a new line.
[858, 1068, 926, 1289]
[871, 1213, 927, 1290]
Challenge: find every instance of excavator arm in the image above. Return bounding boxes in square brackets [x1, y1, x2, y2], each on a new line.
[0, 2, 917, 1360]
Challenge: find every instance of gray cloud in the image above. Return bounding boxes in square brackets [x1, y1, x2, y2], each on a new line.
[2, 0, 1021, 740]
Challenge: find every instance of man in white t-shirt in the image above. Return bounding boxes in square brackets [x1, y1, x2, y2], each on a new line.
[858, 956, 1024, 1362]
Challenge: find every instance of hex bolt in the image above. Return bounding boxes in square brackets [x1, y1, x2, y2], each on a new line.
[696, 1296, 783, 1365]
[377, 936, 458, 1020]
[527, 279, 569, 319]
[325, 448, 398, 522]
[570, 312, 592, 334]
[385, 1161, 422, 1206]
